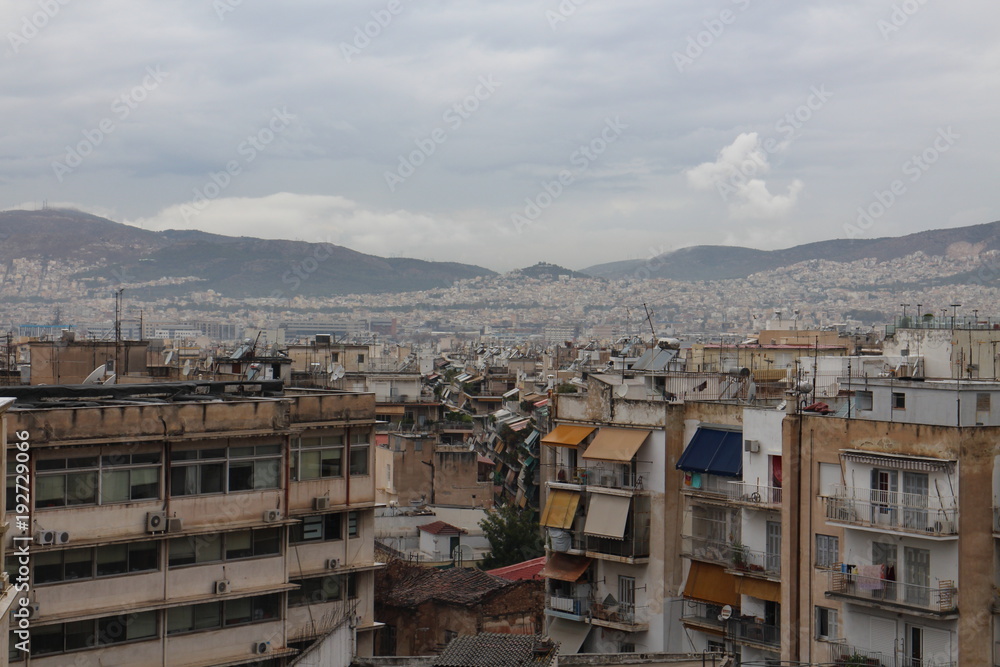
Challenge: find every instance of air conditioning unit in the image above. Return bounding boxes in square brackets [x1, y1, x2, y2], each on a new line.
[263, 509, 281, 523]
[55, 531, 70, 545]
[314, 497, 330, 511]
[9, 603, 39, 622]
[214, 580, 231, 595]
[253, 641, 271, 655]
[744, 439, 760, 453]
[35, 530, 56, 545]
[167, 517, 183, 533]
[933, 520, 956, 534]
[327, 558, 339, 569]
[146, 512, 167, 533]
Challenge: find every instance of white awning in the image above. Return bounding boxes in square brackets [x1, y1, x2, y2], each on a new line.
[547, 617, 591, 654]
[583, 494, 631, 539]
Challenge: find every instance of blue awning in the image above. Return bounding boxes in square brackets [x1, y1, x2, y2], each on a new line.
[676, 427, 743, 477]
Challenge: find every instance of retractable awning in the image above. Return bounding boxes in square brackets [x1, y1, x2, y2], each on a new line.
[538, 553, 592, 582]
[737, 577, 781, 603]
[540, 490, 581, 529]
[583, 494, 630, 539]
[546, 617, 591, 654]
[541, 425, 595, 448]
[683, 561, 740, 607]
[582, 428, 650, 462]
[675, 427, 743, 477]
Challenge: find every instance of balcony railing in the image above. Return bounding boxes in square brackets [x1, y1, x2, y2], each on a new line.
[730, 616, 780, 649]
[590, 601, 646, 629]
[680, 600, 729, 631]
[682, 473, 733, 496]
[585, 534, 650, 560]
[823, 486, 958, 537]
[681, 535, 736, 568]
[547, 593, 589, 617]
[733, 544, 781, 579]
[728, 480, 782, 507]
[552, 466, 588, 485]
[582, 462, 644, 491]
[829, 641, 956, 667]
[827, 570, 956, 614]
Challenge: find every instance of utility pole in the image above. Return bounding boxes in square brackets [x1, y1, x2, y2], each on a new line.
[114, 288, 124, 384]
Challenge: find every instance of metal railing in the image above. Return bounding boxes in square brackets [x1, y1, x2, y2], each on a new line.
[730, 616, 780, 648]
[552, 466, 588, 485]
[728, 480, 782, 507]
[823, 486, 958, 536]
[732, 544, 781, 578]
[680, 600, 729, 631]
[547, 593, 589, 617]
[827, 570, 956, 613]
[586, 534, 650, 559]
[582, 462, 643, 491]
[590, 601, 643, 627]
[829, 641, 956, 667]
[681, 535, 736, 568]
[682, 472, 733, 496]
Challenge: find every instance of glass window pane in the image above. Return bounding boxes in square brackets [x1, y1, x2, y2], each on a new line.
[350, 446, 369, 476]
[199, 463, 224, 494]
[224, 597, 252, 626]
[171, 450, 198, 461]
[101, 470, 130, 504]
[194, 534, 222, 563]
[64, 548, 92, 580]
[193, 601, 221, 631]
[226, 531, 253, 560]
[66, 471, 97, 505]
[256, 444, 281, 456]
[130, 468, 159, 500]
[324, 513, 342, 540]
[253, 528, 280, 556]
[169, 538, 195, 567]
[252, 594, 280, 622]
[36, 458, 66, 470]
[321, 448, 342, 477]
[171, 465, 196, 496]
[128, 542, 158, 573]
[301, 516, 323, 541]
[323, 434, 344, 446]
[126, 611, 156, 640]
[66, 456, 99, 469]
[167, 606, 193, 635]
[34, 551, 63, 584]
[198, 449, 225, 460]
[230, 446, 255, 458]
[64, 619, 94, 651]
[228, 462, 253, 492]
[96, 544, 128, 577]
[31, 623, 65, 655]
[301, 451, 321, 480]
[97, 615, 129, 645]
[300, 437, 321, 448]
[254, 459, 280, 489]
[36, 475, 66, 508]
[132, 452, 161, 465]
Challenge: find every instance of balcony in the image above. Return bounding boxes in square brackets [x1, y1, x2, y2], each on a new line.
[727, 480, 782, 509]
[681, 473, 733, 498]
[546, 593, 589, 619]
[585, 533, 650, 561]
[826, 570, 957, 615]
[680, 599, 729, 633]
[551, 466, 587, 488]
[731, 544, 781, 580]
[730, 616, 780, 651]
[582, 462, 644, 492]
[681, 535, 735, 568]
[829, 642, 955, 667]
[822, 486, 958, 538]
[590, 601, 648, 632]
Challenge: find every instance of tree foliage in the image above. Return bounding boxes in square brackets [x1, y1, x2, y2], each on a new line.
[478, 503, 543, 570]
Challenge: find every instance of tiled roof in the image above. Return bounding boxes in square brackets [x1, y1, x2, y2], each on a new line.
[377, 564, 513, 607]
[485, 556, 546, 582]
[432, 634, 558, 667]
[417, 520, 467, 535]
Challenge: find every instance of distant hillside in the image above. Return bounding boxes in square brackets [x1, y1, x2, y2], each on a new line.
[582, 221, 1000, 281]
[510, 262, 592, 280]
[0, 209, 495, 297]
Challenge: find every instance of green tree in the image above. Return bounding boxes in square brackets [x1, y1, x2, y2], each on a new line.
[478, 503, 543, 569]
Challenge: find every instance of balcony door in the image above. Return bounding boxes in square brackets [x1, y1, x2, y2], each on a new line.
[872, 541, 898, 601]
[765, 521, 781, 574]
[906, 625, 951, 666]
[902, 472, 929, 530]
[904, 547, 930, 607]
[871, 469, 898, 526]
[618, 575, 636, 622]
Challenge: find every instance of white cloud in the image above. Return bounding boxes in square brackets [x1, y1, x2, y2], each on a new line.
[686, 132, 803, 219]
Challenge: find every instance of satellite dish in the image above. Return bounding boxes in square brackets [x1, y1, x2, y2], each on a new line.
[615, 383, 629, 398]
[102, 373, 116, 385]
[181, 359, 192, 376]
[718, 604, 733, 621]
[164, 350, 174, 365]
[82, 364, 107, 384]
[795, 381, 813, 394]
[776, 400, 787, 411]
[327, 362, 334, 374]
[331, 364, 346, 380]
[205, 355, 213, 367]
[739, 367, 751, 378]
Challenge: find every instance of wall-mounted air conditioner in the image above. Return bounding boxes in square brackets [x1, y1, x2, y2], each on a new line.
[35, 530, 56, 545]
[263, 509, 281, 523]
[214, 580, 231, 595]
[146, 512, 167, 533]
[314, 497, 330, 511]
[744, 439, 760, 453]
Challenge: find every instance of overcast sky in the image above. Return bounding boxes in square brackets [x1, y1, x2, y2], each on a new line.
[3, 0, 999, 272]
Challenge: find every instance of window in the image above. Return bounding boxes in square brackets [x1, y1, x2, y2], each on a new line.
[288, 575, 344, 607]
[350, 432, 370, 476]
[855, 390, 873, 411]
[347, 572, 358, 599]
[892, 392, 906, 409]
[444, 630, 458, 645]
[170, 444, 280, 496]
[166, 594, 280, 635]
[357, 354, 365, 364]
[290, 513, 342, 543]
[168, 528, 280, 567]
[977, 393, 991, 411]
[348, 511, 359, 538]
[815, 534, 839, 568]
[292, 435, 344, 481]
[35, 453, 162, 509]
[27, 610, 158, 655]
[26, 542, 160, 585]
[815, 606, 838, 640]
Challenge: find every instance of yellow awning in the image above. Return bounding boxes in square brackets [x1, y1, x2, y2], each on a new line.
[752, 368, 789, 382]
[377, 405, 406, 415]
[737, 576, 781, 603]
[583, 494, 630, 539]
[540, 490, 581, 529]
[684, 561, 740, 607]
[538, 553, 592, 582]
[582, 428, 650, 462]
[541, 424, 595, 448]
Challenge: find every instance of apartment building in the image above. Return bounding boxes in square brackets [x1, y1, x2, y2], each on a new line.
[2, 380, 381, 666]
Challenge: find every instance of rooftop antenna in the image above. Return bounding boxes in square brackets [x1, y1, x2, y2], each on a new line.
[642, 302, 656, 342]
